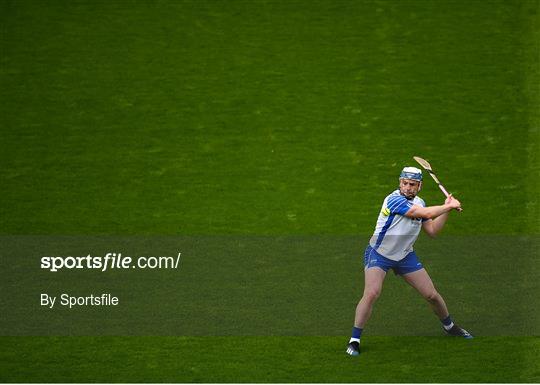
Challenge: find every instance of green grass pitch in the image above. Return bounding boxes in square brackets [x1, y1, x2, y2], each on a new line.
[1, 0, 539, 382]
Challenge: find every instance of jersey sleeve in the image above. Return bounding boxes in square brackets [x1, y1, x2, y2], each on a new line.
[386, 195, 413, 216]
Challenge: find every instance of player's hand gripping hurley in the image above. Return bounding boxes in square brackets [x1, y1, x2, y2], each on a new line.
[413, 156, 462, 212]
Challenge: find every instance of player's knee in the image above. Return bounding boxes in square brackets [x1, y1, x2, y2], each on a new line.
[363, 288, 381, 303]
[424, 290, 440, 303]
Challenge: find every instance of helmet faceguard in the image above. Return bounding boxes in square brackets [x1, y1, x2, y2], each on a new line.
[399, 166, 423, 195]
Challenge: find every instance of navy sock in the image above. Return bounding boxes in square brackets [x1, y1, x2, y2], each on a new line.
[441, 315, 453, 327]
[351, 327, 363, 339]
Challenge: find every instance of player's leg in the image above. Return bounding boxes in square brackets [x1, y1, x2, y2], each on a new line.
[354, 267, 387, 327]
[347, 266, 387, 356]
[402, 268, 473, 338]
[401, 268, 448, 319]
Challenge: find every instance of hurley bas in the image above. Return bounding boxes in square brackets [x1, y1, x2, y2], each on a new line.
[41, 293, 119, 309]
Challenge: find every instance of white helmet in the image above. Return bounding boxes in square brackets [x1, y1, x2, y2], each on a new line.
[399, 166, 423, 181]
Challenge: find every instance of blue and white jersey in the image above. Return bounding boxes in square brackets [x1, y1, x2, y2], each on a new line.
[369, 190, 427, 261]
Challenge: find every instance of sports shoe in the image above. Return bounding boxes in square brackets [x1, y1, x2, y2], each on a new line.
[346, 341, 360, 356]
[445, 324, 474, 339]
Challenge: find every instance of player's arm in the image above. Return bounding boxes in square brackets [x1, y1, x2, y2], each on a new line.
[405, 194, 461, 219]
[405, 204, 451, 220]
[421, 214, 448, 238]
[406, 195, 461, 238]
